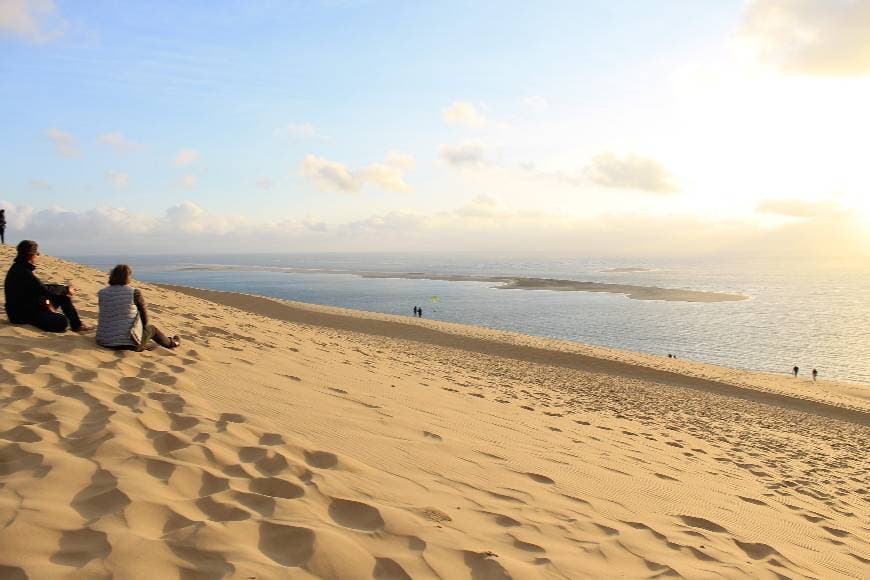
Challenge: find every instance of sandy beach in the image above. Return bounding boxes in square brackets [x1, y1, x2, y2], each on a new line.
[1, 247, 867, 579]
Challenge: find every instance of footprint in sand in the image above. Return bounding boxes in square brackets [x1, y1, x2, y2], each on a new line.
[50, 528, 112, 568]
[258, 522, 315, 567]
[373, 557, 412, 580]
[250, 477, 305, 499]
[0, 425, 42, 443]
[423, 431, 442, 442]
[0, 566, 27, 580]
[259, 433, 284, 446]
[71, 469, 131, 520]
[304, 450, 338, 469]
[216, 413, 245, 432]
[463, 551, 511, 580]
[329, 498, 385, 531]
[118, 377, 145, 393]
[195, 496, 250, 522]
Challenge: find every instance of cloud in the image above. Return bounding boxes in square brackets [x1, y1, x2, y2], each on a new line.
[174, 148, 199, 167]
[299, 151, 415, 193]
[300, 155, 359, 192]
[0, 0, 63, 42]
[257, 178, 273, 190]
[106, 172, 129, 189]
[6, 197, 868, 261]
[742, 0, 870, 76]
[180, 175, 197, 189]
[29, 179, 52, 191]
[443, 101, 486, 127]
[585, 153, 678, 194]
[45, 128, 80, 157]
[276, 123, 328, 140]
[98, 132, 138, 155]
[440, 140, 485, 168]
[756, 198, 836, 217]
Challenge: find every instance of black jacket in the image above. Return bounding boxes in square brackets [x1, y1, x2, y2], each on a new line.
[4, 258, 68, 323]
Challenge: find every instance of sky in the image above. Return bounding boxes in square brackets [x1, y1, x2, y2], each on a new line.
[1, 0, 869, 260]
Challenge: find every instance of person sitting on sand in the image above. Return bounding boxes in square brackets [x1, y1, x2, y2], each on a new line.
[3, 240, 90, 333]
[96, 264, 180, 351]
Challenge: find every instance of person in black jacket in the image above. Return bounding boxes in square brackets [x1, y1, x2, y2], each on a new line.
[4, 240, 90, 333]
[0, 209, 6, 244]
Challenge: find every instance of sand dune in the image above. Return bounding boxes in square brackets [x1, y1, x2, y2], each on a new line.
[1, 246, 868, 579]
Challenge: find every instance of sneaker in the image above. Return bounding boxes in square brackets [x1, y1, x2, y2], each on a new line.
[74, 324, 94, 333]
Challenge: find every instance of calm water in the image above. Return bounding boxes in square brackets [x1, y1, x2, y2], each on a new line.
[69, 253, 870, 385]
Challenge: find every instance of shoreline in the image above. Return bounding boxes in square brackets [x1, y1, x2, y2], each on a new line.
[159, 283, 869, 425]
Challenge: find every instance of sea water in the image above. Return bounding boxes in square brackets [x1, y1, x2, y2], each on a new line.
[69, 253, 870, 385]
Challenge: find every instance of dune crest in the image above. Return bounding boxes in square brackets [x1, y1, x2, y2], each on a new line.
[0, 247, 867, 579]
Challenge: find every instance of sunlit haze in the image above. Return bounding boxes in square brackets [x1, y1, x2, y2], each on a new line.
[2, 0, 869, 260]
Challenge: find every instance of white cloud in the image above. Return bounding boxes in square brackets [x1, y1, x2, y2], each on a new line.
[45, 128, 80, 157]
[276, 123, 328, 140]
[29, 179, 52, 191]
[0, 0, 63, 42]
[257, 178, 273, 190]
[174, 148, 200, 167]
[106, 171, 129, 189]
[743, 0, 870, 76]
[443, 101, 486, 127]
[180, 174, 197, 189]
[440, 140, 485, 168]
[98, 132, 138, 155]
[300, 155, 360, 192]
[585, 153, 678, 194]
[299, 151, 415, 193]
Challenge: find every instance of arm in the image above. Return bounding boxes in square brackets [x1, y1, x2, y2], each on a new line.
[133, 289, 149, 327]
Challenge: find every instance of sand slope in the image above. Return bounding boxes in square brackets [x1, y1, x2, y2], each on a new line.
[0, 247, 868, 579]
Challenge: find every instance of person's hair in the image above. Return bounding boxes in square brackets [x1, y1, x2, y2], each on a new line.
[108, 264, 133, 286]
[16, 240, 38, 259]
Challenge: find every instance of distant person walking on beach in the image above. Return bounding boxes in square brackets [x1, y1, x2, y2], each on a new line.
[97, 264, 180, 351]
[417, 307, 423, 318]
[0, 209, 6, 244]
[793, 365, 799, 378]
[4, 240, 90, 333]
[412, 306, 419, 317]
[812, 368, 818, 381]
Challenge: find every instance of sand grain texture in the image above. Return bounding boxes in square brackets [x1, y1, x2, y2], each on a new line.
[0, 246, 868, 579]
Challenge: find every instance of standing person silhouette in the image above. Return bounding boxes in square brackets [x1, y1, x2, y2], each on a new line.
[792, 365, 799, 378]
[0, 209, 6, 244]
[812, 368, 818, 381]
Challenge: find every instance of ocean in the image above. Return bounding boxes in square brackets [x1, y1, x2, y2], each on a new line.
[69, 253, 870, 385]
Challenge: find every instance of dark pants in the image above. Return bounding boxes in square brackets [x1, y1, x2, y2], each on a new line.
[0, 226, 5, 244]
[30, 294, 82, 333]
[136, 324, 173, 351]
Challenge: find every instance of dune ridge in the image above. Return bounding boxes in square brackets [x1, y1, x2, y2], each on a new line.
[1, 247, 868, 579]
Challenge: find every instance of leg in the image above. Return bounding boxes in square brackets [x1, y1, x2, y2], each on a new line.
[136, 324, 173, 351]
[49, 294, 82, 330]
[30, 310, 69, 333]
